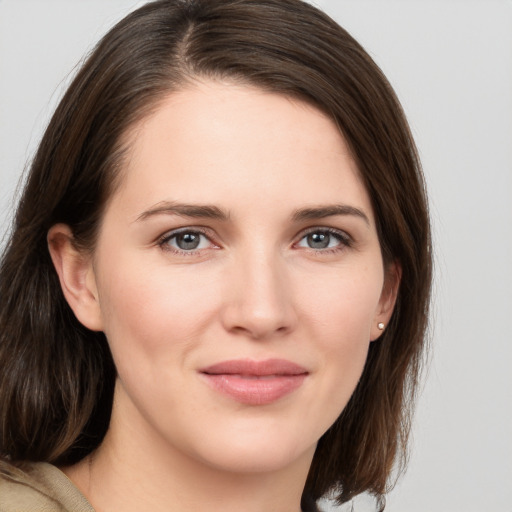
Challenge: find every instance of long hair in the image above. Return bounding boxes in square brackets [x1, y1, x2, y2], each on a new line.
[0, 0, 431, 508]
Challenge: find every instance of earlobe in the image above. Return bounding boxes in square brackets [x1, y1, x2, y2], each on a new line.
[370, 261, 401, 342]
[47, 224, 103, 332]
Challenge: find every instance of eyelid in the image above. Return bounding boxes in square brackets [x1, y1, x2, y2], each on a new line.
[157, 226, 220, 253]
[293, 226, 354, 250]
[155, 224, 353, 256]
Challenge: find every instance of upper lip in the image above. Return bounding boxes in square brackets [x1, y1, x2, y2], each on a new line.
[200, 358, 308, 376]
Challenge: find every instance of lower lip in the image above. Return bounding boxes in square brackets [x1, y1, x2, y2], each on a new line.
[201, 373, 307, 405]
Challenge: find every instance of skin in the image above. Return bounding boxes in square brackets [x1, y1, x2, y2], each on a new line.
[49, 81, 399, 512]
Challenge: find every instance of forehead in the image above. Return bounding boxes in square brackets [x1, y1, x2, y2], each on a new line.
[112, 81, 372, 221]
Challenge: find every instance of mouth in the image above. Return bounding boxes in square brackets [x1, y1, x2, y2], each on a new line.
[199, 359, 308, 405]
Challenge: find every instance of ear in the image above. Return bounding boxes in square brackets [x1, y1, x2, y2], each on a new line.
[47, 224, 103, 332]
[370, 261, 401, 342]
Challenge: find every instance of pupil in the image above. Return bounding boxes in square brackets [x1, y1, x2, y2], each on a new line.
[308, 232, 329, 249]
[177, 232, 200, 250]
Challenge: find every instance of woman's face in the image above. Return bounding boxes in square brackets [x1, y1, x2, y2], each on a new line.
[77, 82, 396, 474]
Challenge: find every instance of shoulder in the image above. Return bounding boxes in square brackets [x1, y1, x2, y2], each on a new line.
[0, 461, 94, 512]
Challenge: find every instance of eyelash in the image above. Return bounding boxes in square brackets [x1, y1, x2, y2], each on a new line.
[157, 227, 217, 256]
[157, 226, 353, 256]
[295, 227, 353, 254]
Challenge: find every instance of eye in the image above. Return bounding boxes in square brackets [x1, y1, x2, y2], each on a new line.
[159, 229, 214, 253]
[296, 228, 351, 251]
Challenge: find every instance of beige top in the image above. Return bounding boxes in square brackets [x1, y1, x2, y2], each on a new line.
[0, 462, 94, 512]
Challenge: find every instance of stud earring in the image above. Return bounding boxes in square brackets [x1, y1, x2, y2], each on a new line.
[377, 322, 385, 330]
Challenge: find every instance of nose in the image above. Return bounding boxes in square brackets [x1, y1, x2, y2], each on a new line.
[220, 250, 298, 340]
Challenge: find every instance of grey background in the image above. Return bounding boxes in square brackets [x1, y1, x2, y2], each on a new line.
[1, 1, 511, 510]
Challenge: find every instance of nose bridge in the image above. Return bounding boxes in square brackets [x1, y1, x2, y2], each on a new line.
[222, 244, 296, 339]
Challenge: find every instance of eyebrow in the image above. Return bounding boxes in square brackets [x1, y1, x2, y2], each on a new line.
[136, 201, 370, 226]
[292, 204, 370, 226]
[136, 201, 230, 222]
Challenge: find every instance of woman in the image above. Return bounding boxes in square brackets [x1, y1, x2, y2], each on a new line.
[0, 1, 431, 511]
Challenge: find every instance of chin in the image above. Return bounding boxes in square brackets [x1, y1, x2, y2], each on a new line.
[183, 420, 319, 475]
[200, 443, 315, 475]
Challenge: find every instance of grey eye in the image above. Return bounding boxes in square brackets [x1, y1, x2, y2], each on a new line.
[168, 231, 209, 251]
[306, 232, 331, 249]
[297, 230, 347, 250]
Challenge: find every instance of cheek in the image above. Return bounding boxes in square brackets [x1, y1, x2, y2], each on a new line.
[299, 264, 384, 344]
[297, 266, 383, 413]
[94, 252, 222, 370]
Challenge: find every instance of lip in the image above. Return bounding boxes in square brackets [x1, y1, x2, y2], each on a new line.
[199, 359, 308, 405]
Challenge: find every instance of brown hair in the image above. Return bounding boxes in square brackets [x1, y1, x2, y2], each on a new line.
[0, 0, 431, 509]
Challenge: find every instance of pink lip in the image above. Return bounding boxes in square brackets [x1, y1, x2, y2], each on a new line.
[199, 359, 308, 405]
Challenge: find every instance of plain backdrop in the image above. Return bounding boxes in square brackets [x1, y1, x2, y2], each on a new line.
[1, 1, 511, 511]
